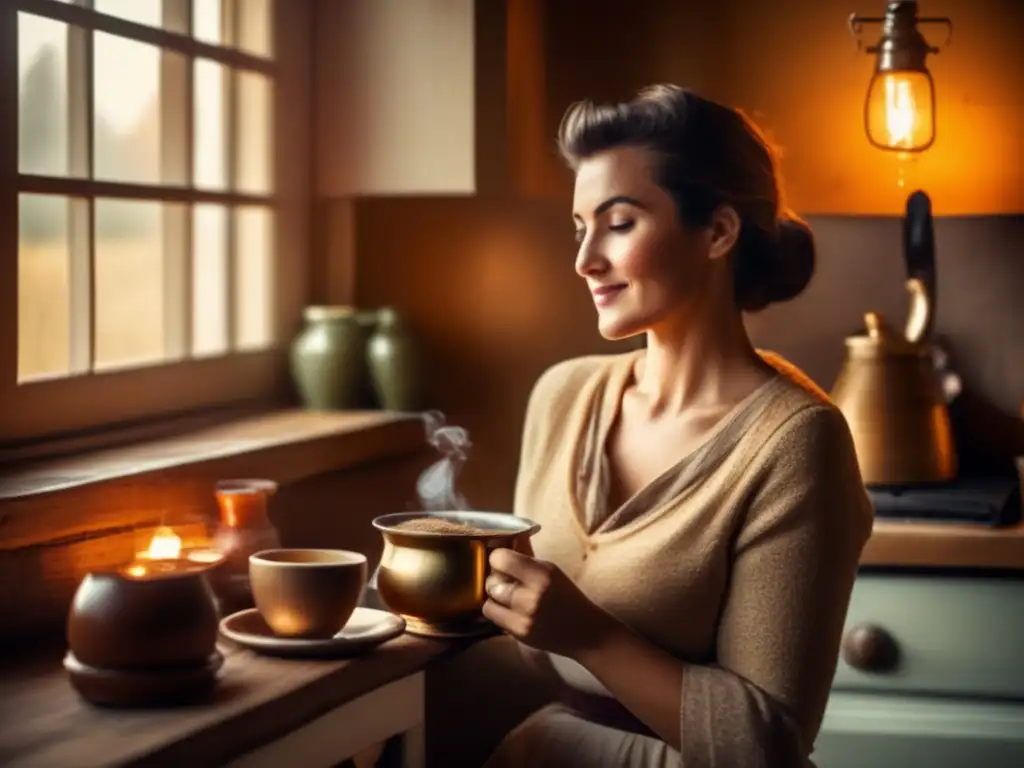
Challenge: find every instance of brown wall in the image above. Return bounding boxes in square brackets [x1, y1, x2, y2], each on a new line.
[709, 0, 1023, 216]
[505, 0, 1023, 215]
[354, 199, 1024, 510]
[342, 0, 1024, 509]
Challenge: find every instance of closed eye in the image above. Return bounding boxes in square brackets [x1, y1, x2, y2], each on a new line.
[609, 221, 635, 233]
[574, 229, 585, 243]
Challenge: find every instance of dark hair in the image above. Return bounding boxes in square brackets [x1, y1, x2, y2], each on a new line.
[557, 84, 814, 313]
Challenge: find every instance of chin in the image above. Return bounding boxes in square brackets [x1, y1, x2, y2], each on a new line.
[596, 311, 647, 341]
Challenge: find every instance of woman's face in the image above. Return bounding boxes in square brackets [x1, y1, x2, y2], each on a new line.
[572, 146, 725, 341]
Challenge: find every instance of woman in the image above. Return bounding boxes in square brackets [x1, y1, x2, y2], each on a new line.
[481, 85, 873, 767]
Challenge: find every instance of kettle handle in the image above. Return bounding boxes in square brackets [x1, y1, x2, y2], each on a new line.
[904, 278, 931, 345]
[902, 192, 936, 343]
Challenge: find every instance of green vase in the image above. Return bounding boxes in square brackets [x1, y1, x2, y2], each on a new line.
[289, 306, 367, 410]
[367, 307, 421, 412]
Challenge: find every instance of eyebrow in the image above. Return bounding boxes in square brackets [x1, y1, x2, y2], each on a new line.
[573, 195, 646, 221]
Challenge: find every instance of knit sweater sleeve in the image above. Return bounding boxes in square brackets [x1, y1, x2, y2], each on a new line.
[679, 404, 874, 767]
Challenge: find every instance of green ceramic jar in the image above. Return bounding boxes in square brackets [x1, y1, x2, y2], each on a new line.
[367, 307, 422, 412]
[289, 306, 367, 410]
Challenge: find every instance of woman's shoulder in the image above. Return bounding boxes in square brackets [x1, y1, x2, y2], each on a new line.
[527, 352, 631, 414]
[748, 352, 857, 470]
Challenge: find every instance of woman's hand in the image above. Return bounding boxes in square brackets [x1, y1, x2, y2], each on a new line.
[483, 547, 615, 659]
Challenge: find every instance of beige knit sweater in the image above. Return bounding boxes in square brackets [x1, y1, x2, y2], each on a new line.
[513, 351, 874, 767]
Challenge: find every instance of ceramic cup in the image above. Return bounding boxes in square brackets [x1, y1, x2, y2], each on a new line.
[249, 549, 367, 638]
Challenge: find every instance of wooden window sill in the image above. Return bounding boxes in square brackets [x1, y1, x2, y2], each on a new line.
[0, 409, 426, 550]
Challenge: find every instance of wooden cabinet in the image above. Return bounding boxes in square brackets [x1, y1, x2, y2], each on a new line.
[815, 692, 1024, 768]
[815, 572, 1024, 767]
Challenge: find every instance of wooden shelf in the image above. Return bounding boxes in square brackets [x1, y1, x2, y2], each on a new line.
[862, 520, 1024, 571]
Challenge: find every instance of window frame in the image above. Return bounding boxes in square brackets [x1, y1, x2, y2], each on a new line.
[0, 0, 311, 447]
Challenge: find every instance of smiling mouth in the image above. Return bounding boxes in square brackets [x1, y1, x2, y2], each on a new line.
[591, 284, 627, 306]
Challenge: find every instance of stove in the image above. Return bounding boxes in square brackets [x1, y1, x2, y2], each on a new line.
[868, 475, 1022, 527]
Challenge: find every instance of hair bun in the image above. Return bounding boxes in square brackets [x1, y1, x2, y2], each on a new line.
[768, 217, 816, 303]
[733, 216, 816, 313]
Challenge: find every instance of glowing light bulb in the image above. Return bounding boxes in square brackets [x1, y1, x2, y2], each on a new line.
[865, 70, 935, 152]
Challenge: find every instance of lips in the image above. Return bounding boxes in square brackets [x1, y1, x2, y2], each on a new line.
[590, 283, 627, 307]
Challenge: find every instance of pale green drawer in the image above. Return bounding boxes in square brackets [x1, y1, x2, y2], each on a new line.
[814, 692, 1024, 768]
[832, 573, 1024, 699]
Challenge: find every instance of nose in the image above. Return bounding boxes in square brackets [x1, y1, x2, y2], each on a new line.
[574, 237, 609, 279]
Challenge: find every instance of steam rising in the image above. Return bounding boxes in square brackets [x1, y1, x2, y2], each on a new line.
[369, 411, 472, 592]
[416, 411, 472, 511]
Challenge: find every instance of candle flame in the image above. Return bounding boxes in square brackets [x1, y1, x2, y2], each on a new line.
[143, 526, 182, 560]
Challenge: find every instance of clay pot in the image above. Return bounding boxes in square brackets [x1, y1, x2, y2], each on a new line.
[208, 478, 280, 615]
[67, 569, 219, 670]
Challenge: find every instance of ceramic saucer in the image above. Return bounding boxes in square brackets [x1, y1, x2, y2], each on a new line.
[219, 607, 406, 658]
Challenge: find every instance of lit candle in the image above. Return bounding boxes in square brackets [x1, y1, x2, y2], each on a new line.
[121, 526, 224, 579]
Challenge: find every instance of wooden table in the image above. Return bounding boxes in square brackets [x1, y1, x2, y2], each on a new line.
[0, 624, 483, 768]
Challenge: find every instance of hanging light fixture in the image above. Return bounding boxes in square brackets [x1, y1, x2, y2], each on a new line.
[848, 1, 953, 152]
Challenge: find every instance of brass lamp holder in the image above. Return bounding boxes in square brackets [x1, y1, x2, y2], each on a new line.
[848, 1, 953, 152]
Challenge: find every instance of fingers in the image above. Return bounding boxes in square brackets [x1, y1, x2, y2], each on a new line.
[484, 572, 517, 606]
[489, 547, 551, 588]
[482, 597, 532, 638]
[485, 572, 537, 612]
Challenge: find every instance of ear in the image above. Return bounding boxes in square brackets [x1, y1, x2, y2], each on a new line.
[706, 204, 741, 261]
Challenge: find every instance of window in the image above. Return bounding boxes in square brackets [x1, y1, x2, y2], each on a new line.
[1, 0, 309, 444]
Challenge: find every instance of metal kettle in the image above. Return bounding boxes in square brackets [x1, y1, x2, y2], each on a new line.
[830, 191, 957, 486]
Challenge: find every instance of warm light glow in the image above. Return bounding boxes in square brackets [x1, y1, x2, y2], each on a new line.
[187, 549, 224, 565]
[124, 564, 148, 578]
[142, 526, 182, 560]
[884, 78, 915, 147]
[866, 71, 935, 151]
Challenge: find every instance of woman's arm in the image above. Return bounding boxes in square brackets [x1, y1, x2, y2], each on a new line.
[573, 618, 687, 749]
[488, 404, 873, 766]
[576, 406, 873, 765]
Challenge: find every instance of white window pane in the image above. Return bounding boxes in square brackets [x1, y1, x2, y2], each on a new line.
[18, 13, 69, 176]
[192, 204, 228, 356]
[238, 0, 273, 58]
[194, 58, 227, 189]
[193, 0, 224, 46]
[95, 0, 163, 29]
[94, 199, 165, 368]
[235, 70, 273, 194]
[94, 35, 187, 185]
[234, 206, 274, 350]
[18, 194, 71, 380]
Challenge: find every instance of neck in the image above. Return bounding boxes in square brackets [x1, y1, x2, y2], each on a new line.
[633, 302, 764, 416]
